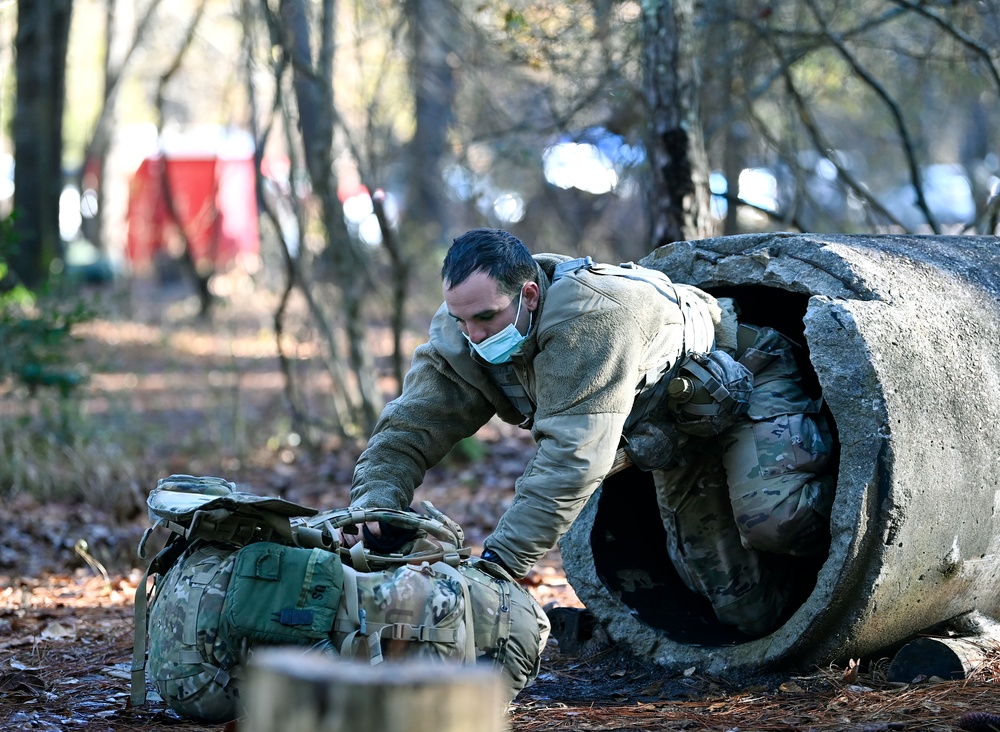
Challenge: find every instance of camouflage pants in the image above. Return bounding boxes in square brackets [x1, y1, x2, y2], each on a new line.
[653, 327, 835, 637]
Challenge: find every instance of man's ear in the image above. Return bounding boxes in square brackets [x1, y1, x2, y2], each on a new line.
[523, 281, 541, 312]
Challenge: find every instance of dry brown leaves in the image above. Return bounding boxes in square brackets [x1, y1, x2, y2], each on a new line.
[3, 285, 1000, 730]
[512, 645, 1000, 731]
[2, 572, 1000, 731]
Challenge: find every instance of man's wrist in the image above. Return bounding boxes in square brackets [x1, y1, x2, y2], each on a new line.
[481, 548, 514, 576]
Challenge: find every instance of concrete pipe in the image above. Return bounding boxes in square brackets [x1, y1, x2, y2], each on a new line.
[560, 232, 1000, 675]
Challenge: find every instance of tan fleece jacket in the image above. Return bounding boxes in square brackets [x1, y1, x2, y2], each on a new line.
[350, 254, 732, 577]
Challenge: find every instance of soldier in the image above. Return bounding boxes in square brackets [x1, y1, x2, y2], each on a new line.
[350, 228, 834, 637]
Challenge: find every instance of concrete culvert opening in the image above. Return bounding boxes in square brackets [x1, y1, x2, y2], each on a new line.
[561, 233, 1000, 676]
[591, 285, 838, 647]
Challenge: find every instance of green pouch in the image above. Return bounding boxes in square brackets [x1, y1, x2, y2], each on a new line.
[222, 542, 343, 645]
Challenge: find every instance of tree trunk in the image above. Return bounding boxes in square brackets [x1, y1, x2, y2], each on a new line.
[280, 0, 382, 435]
[154, 0, 214, 317]
[641, 0, 715, 247]
[381, 0, 459, 394]
[12, 0, 73, 289]
[404, 0, 456, 240]
[243, 650, 508, 732]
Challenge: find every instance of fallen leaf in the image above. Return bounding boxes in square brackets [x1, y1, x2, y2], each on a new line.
[0, 670, 45, 694]
[9, 659, 45, 671]
[40, 620, 76, 640]
[779, 681, 804, 693]
[636, 680, 663, 696]
[843, 657, 860, 684]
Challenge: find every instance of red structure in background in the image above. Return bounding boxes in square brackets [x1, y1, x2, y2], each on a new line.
[126, 154, 259, 271]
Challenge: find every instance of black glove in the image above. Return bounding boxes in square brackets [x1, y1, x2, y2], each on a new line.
[480, 548, 515, 577]
[361, 509, 419, 553]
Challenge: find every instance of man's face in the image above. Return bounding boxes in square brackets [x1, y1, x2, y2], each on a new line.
[444, 270, 539, 344]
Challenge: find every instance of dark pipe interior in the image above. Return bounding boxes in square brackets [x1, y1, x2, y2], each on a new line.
[591, 286, 839, 646]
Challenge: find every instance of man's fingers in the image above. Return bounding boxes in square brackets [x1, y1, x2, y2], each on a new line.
[340, 521, 380, 547]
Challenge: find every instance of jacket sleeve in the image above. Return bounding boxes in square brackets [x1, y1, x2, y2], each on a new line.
[350, 339, 497, 510]
[484, 295, 661, 577]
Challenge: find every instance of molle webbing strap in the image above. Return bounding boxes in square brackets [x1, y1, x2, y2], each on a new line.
[679, 357, 749, 416]
[335, 566, 365, 659]
[432, 562, 478, 664]
[494, 573, 512, 667]
[130, 536, 188, 707]
[332, 564, 475, 664]
[551, 257, 716, 356]
[486, 363, 535, 422]
[130, 562, 155, 707]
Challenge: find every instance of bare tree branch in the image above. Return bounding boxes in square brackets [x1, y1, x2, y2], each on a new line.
[742, 16, 907, 230]
[888, 0, 1000, 95]
[154, 0, 215, 317]
[711, 5, 909, 139]
[804, 0, 939, 233]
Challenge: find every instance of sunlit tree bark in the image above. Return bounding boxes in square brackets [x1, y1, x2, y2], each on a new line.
[273, 0, 382, 436]
[641, 0, 715, 246]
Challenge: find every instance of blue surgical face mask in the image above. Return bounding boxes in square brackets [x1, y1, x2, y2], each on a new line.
[465, 288, 531, 364]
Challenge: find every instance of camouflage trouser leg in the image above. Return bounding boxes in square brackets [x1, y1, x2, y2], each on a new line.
[720, 411, 835, 556]
[728, 324, 836, 556]
[653, 437, 789, 637]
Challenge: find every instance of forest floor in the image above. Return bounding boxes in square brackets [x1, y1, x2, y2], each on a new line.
[1, 274, 998, 731]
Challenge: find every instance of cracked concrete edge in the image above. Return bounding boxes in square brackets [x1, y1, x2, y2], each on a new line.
[561, 232, 1000, 675]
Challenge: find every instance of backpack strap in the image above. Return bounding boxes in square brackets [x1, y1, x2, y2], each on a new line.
[331, 568, 388, 664]
[130, 535, 187, 707]
[495, 573, 512, 667]
[555, 258, 720, 436]
[129, 560, 155, 707]
[552, 256, 716, 357]
[333, 563, 477, 665]
[349, 541, 372, 572]
[335, 566, 381, 662]
[551, 256, 594, 281]
[432, 562, 478, 664]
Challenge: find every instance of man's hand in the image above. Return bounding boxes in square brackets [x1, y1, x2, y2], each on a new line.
[481, 547, 516, 577]
[340, 521, 381, 548]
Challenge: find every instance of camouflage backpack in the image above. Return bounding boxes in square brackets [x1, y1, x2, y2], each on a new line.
[132, 475, 549, 723]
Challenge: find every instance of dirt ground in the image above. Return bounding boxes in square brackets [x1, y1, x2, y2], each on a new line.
[2, 276, 1000, 731]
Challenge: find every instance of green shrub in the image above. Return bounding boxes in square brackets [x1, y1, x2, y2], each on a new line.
[0, 217, 92, 397]
[0, 215, 134, 507]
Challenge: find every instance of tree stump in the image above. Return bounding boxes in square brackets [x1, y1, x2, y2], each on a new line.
[241, 649, 509, 732]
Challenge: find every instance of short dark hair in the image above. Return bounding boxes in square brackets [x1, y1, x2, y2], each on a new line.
[442, 228, 537, 298]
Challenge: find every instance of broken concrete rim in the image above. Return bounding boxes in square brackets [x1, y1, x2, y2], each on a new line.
[560, 232, 1000, 676]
